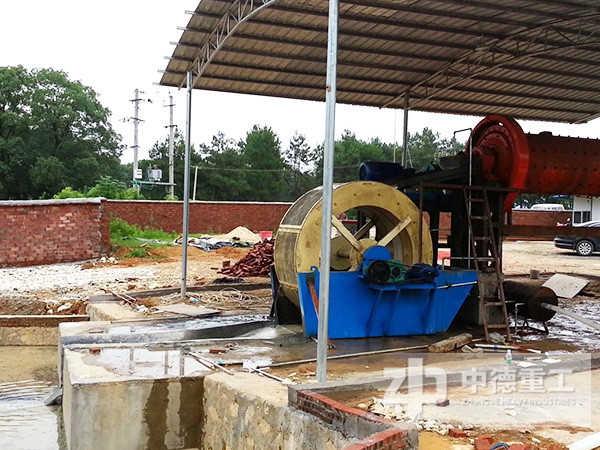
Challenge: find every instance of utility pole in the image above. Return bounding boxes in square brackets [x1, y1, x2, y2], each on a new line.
[129, 89, 152, 190]
[165, 94, 176, 198]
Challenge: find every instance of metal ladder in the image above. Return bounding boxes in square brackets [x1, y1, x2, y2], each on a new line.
[463, 187, 512, 341]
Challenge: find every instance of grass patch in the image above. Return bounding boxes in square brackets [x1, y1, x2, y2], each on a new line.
[110, 218, 178, 258]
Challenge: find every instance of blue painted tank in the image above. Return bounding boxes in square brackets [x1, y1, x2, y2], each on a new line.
[296, 249, 477, 339]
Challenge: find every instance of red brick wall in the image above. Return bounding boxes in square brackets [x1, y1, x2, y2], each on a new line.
[0, 199, 109, 267]
[438, 210, 571, 238]
[105, 200, 293, 234]
[105, 200, 572, 238]
[294, 390, 411, 450]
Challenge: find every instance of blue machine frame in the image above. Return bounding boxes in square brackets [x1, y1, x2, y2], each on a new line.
[297, 264, 477, 339]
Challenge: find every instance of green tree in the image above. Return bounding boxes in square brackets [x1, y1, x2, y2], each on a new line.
[195, 132, 251, 201]
[239, 125, 289, 201]
[0, 66, 125, 199]
[284, 132, 317, 200]
[405, 128, 465, 169]
[315, 131, 395, 183]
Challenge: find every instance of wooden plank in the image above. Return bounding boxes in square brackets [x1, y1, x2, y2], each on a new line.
[158, 304, 220, 317]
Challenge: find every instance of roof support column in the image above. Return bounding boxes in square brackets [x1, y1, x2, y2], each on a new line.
[316, 0, 340, 384]
[402, 93, 410, 167]
[181, 71, 193, 299]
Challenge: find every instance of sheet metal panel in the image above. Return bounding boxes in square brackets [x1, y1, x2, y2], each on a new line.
[161, 0, 600, 123]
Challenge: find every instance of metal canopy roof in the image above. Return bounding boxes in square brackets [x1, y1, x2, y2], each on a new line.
[161, 0, 600, 123]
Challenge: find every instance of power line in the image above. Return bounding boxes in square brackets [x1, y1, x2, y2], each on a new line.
[191, 165, 362, 173]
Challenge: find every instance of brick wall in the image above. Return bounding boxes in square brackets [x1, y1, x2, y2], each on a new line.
[438, 210, 571, 239]
[0, 198, 109, 267]
[293, 390, 414, 449]
[105, 200, 292, 234]
[106, 199, 571, 238]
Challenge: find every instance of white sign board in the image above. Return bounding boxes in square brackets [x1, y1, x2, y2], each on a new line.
[542, 274, 589, 299]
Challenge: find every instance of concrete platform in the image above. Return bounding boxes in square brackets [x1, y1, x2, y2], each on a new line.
[58, 319, 369, 450]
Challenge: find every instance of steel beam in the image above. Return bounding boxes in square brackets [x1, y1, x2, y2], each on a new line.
[384, 15, 600, 108]
[316, 0, 339, 384]
[177, 21, 600, 85]
[181, 71, 193, 299]
[161, 69, 596, 116]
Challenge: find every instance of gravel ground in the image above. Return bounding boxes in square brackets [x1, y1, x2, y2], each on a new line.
[0, 246, 251, 303]
[0, 241, 598, 303]
[502, 241, 600, 276]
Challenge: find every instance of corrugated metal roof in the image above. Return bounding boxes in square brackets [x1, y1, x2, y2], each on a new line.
[161, 0, 600, 123]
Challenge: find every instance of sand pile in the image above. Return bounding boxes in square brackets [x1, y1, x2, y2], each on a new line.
[222, 226, 261, 244]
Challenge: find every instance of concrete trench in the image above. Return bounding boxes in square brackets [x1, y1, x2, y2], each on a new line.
[61, 346, 365, 450]
[58, 312, 419, 450]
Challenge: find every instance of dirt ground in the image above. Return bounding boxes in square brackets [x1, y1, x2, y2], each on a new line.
[0, 240, 599, 313]
[0, 245, 253, 307]
[502, 240, 600, 276]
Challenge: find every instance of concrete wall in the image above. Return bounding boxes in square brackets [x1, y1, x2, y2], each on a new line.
[0, 198, 109, 267]
[203, 372, 352, 450]
[62, 348, 353, 450]
[105, 200, 292, 234]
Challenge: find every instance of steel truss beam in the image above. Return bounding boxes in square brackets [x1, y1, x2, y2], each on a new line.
[185, 0, 281, 88]
[161, 69, 596, 117]
[162, 60, 600, 110]
[169, 40, 600, 97]
[384, 14, 600, 108]
[178, 21, 600, 84]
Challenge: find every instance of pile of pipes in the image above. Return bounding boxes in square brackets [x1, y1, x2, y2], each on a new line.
[218, 239, 274, 278]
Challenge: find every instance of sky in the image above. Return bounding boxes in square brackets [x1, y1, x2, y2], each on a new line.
[3, 0, 600, 166]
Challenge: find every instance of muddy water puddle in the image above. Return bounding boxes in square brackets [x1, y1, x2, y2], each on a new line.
[0, 347, 65, 449]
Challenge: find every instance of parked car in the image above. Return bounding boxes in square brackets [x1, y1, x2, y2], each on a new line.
[554, 221, 600, 256]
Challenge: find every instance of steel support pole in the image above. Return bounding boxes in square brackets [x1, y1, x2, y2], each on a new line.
[168, 94, 175, 199]
[316, 0, 339, 384]
[181, 72, 193, 299]
[401, 93, 410, 167]
[132, 89, 140, 188]
[193, 166, 199, 201]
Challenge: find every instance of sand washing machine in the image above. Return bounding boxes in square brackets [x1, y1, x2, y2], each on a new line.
[271, 115, 600, 339]
[273, 181, 477, 338]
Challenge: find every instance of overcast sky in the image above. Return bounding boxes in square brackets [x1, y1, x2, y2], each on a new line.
[3, 0, 600, 165]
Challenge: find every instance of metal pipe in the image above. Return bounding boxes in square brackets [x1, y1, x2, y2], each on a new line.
[264, 344, 430, 369]
[454, 127, 473, 267]
[167, 94, 175, 199]
[401, 93, 409, 166]
[132, 88, 140, 185]
[181, 71, 193, 299]
[316, 0, 339, 384]
[541, 303, 600, 332]
[193, 166, 199, 201]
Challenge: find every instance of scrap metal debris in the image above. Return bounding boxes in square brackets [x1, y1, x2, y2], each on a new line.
[175, 236, 252, 252]
[218, 239, 274, 278]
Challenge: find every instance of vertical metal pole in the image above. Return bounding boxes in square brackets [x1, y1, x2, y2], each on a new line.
[393, 110, 397, 163]
[168, 94, 175, 199]
[181, 72, 193, 299]
[132, 88, 140, 186]
[193, 166, 199, 202]
[316, 0, 339, 384]
[401, 93, 410, 167]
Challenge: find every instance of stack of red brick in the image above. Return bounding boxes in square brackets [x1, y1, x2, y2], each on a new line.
[218, 239, 274, 278]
